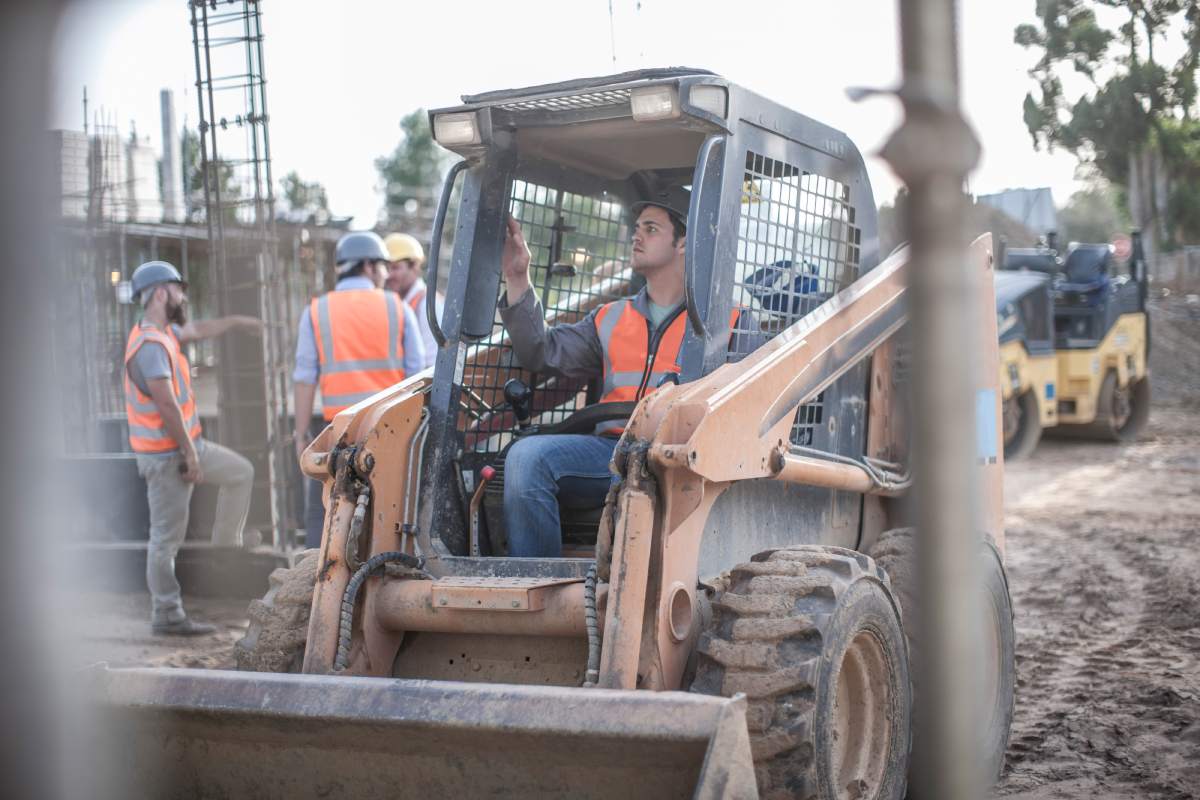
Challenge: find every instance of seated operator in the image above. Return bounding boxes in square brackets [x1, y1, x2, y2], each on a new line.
[498, 188, 753, 557]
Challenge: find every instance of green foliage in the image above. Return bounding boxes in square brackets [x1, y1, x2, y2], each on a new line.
[279, 170, 329, 219]
[1016, 0, 1200, 242]
[1158, 116, 1200, 235]
[1057, 180, 1132, 242]
[180, 126, 240, 224]
[375, 109, 447, 218]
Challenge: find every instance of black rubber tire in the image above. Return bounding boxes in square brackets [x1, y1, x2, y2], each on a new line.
[691, 546, 911, 800]
[1002, 390, 1042, 461]
[977, 540, 1017, 784]
[867, 530, 1016, 789]
[235, 549, 320, 672]
[1091, 370, 1151, 442]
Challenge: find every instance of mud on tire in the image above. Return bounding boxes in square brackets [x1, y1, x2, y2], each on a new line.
[235, 549, 320, 673]
[868, 529, 1016, 788]
[691, 546, 911, 800]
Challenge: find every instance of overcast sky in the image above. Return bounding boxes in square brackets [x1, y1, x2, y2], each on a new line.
[50, 0, 1089, 228]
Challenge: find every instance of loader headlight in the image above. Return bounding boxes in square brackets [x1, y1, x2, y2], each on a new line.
[432, 112, 481, 146]
[688, 85, 727, 118]
[630, 86, 680, 121]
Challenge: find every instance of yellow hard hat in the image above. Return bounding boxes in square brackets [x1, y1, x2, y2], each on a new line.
[384, 233, 425, 264]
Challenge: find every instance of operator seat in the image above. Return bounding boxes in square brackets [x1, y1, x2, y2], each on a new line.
[1058, 245, 1112, 308]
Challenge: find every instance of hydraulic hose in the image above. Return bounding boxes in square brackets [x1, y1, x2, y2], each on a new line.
[343, 486, 371, 573]
[334, 551, 428, 672]
[582, 563, 601, 687]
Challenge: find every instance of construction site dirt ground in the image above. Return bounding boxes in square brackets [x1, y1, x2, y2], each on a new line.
[69, 295, 1200, 798]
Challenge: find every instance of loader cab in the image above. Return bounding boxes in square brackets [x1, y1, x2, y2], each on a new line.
[418, 69, 879, 565]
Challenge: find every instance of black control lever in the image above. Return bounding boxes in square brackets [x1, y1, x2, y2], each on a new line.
[503, 379, 533, 430]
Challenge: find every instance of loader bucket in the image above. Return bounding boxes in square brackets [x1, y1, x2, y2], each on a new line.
[87, 667, 757, 799]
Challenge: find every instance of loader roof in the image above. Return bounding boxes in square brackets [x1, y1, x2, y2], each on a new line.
[429, 67, 864, 180]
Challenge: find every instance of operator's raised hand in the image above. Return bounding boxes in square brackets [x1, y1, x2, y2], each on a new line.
[503, 215, 532, 305]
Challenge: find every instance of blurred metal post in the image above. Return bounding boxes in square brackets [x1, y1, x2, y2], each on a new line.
[2, 4, 69, 798]
[881, 0, 984, 798]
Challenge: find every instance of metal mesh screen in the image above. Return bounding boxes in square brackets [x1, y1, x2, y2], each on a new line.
[497, 90, 631, 113]
[460, 179, 632, 455]
[730, 150, 862, 447]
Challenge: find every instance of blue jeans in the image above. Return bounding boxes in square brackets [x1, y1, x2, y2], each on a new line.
[304, 477, 325, 549]
[303, 417, 327, 549]
[502, 434, 618, 557]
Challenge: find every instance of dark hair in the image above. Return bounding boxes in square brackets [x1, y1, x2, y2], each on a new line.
[668, 213, 686, 244]
[340, 260, 369, 279]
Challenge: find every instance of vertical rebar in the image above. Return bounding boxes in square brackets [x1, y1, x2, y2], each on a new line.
[189, 0, 291, 547]
[882, 1, 984, 798]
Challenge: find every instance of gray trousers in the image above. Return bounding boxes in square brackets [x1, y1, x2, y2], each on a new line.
[135, 438, 254, 623]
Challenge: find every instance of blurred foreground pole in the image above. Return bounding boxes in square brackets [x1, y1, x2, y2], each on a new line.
[0, 2, 68, 799]
[881, 0, 984, 798]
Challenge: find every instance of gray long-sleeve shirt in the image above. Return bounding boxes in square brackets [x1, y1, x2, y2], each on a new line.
[497, 285, 763, 380]
[497, 286, 607, 380]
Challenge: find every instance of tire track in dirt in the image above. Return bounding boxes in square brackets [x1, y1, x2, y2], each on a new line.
[997, 404, 1200, 799]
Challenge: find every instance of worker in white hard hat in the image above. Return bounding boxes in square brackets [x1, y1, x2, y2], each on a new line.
[384, 232, 441, 370]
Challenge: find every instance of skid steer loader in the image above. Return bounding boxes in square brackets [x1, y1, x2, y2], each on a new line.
[88, 69, 1015, 800]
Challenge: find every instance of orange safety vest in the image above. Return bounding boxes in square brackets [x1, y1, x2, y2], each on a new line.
[123, 323, 202, 453]
[406, 285, 426, 315]
[311, 289, 407, 420]
[592, 301, 738, 435]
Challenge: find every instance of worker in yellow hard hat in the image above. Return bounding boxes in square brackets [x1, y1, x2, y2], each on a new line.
[384, 232, 441, 370]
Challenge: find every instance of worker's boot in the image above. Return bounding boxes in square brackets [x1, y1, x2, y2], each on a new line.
[151, 616, 217, 636]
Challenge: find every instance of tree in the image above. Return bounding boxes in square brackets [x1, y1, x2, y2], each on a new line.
[1057, 179, 1132, 242]
[279, 170, 330, 223]
[375, 109, 447, 226]
[181, 126, 240, 224]
[1016, 0, 1200, 254]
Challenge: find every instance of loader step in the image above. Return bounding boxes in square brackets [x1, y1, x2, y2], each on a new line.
[431, 576, 580, 611]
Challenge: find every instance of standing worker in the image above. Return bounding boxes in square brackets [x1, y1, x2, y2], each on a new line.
[124, 260, 262, 636]
[294, 232, 425, 548]
[384, 232, 441, 369]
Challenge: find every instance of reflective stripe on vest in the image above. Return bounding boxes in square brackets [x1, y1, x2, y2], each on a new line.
[123, 324, 202, 453]
[593, 301, 739, 435]
[312, 289, 407, 420]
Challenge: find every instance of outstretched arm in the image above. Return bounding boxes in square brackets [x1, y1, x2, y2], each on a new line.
[498, 215, 603, 379]
[177, 315, 263, 343]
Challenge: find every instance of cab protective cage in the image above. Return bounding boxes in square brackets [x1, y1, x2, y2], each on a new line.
[417, 67, 880, 574]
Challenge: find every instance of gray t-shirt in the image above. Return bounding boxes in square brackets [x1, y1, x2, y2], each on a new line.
[127, 324, 183, 395]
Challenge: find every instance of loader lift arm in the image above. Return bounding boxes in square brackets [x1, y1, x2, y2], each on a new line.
[594, 235, 1001, 692]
